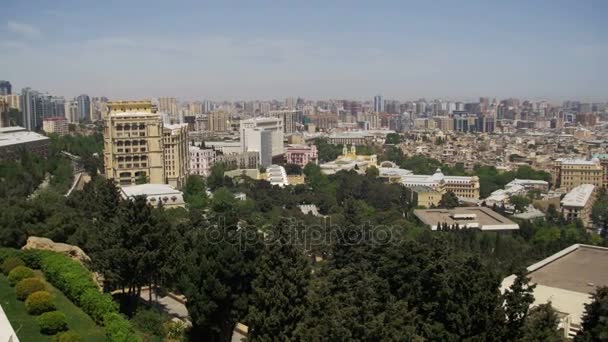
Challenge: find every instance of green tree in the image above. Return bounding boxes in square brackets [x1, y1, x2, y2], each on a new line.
[247, 220, 311, 340]
[365, 165, 379, 178]
[284, 163, 302, 175]
[385, 133, 402, 145]
[520, 303, 565, 342]
[439, 191, 459, 209]
[576, 286, 608, 341]
[183, 175, 208, 210]
[503, 270, 536, 340]
[510, 195, 531, 213]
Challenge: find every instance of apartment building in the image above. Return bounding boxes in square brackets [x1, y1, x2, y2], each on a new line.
[42, 117, 68, 136]
[103, 100, 189, 188]
[561, 184, 596, 227]
[554, 158, 602, 191]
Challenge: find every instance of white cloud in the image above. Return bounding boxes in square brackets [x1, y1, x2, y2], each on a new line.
[7, 21, 41, 39]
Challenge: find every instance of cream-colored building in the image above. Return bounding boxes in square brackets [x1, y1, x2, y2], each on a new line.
[554, 158, 602, 191]
[103, 100, 189, 188]
[0, 94, 20, 111]
[400, 168, 480, 200]
[158, 97, 178, 116]
[320, 145, 377, 175]
[561, 184, 596, 227]
[42, 117, 68, 136]
[208, 111, 231, 132]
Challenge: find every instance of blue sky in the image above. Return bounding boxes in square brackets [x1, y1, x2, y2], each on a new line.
[1, 0, 606, 102]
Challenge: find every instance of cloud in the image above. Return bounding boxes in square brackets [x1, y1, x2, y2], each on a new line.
[7, 21, 41, 39]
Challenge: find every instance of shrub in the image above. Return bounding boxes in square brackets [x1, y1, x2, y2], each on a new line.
[37, 311, 68, 335]
[79, 289, 118, 324]
[163, 320, 186, 340]
[51, 330, 82, 342]
[16, 277, 45, 300]
[21, 250, 42, 269]
[2, 256, 25, 275]
[103, 312, 142, 342]
[132, 309, 164, 336]
[26, 290, 55, 315]
[0, 248, 20, 265]
[8, 266, 36, 286]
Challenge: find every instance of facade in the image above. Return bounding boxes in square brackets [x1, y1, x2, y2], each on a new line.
[407, 185, 442, 208]
[561, 184, 596, 227]
[240, 117, 284, 157]
[20, 87, 39, 131]
[189, 146, 216, 177]
[554, 158, 602, 191]
[326, 132, 373, 145]
[592, 154, 608, 188]
[400, 168, 480, 200]
[42, 117, 68, 136]
[373, 94, 384, 113]
[216, 151, 260, 170]
[158, 97, 179, 116]
[285, 144, 318, 167]
[104, 100, 189, 188]
[64, 101, 79, 123]
[266, 109, 303, 133]
[163, 124, 189, 188]
[76, 94, 91, 122]
[208, 111, 231, 132]
[0, 94, 20, 111]
[0, 126, 50, 161]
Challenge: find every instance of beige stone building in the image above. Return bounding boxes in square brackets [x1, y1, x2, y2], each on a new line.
[208, 111, 231, 132]
[554, 158, 602, 191]
[561, 184, 596, 227]
[103, 100, 189, 188]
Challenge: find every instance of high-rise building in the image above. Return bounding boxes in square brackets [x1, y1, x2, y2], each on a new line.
[20, 87, 39, 131]
[373, 95, 384, 113]
[158, 97, 179, 116]
[76, 94, 91, 122]
[0, 95, 21, 111]
[103, 100, 189, 188]
[284, 97, 296, 110]
[202, 100, 214, 114]
[240, 117, 284, 159]
[266, 109, 303, 134]
[0, 81, 11, 95]
[208, 111, 231, 132]
[64, 101, 79, 123]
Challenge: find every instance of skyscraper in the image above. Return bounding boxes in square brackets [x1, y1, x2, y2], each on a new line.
[20, 87, 39, 130]
[76, 94, 91, 122]
[158, 97, 179, 116]
[373, 95, 384, 113]
[0, 81, 11, 95]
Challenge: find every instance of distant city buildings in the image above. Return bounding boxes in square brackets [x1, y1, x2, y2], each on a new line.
[266, 109, 303, 134]
[189, 146, 215, 177]
[373, 94, 384, 113]
[240, 117, 284, 163]
[285, 144, 318, 167]
[42, 117, 68, 136]
[158, 97, 179, 116]
[76, 94, 91, 122]
[0, 81, 11, 95]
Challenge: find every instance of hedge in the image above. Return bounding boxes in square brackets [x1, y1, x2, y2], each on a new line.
[51, 330, 82, 342]
[2, 256, 25, 275]
[0, 248, 141, 341]
[26, 290, 56, 315]
[16, 277, 46, 300]
[8, 265, 36, 286]
[37, 310, 69, 335]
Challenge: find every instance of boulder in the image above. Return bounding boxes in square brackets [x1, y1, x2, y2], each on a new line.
[22, 236, 91, 263]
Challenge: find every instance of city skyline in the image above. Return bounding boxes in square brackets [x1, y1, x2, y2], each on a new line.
[1, 0, 607, 101]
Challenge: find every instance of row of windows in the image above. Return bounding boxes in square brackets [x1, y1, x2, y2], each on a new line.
[116, 155, 148, 162]
[119, 171, 147, 178]
[115, 123, 146, 130]
[117, 148, 147, 153]
[116, 140, 147, 146]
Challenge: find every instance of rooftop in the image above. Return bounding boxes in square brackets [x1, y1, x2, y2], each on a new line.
[561, 184, 595, 207]
[0, 129, 50, 148]
[120, 184, 182, 197]
[413, 207, 519, 231]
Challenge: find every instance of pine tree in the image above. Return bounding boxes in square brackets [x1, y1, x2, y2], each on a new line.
[246, 220, 310, 341]
[576, 286, 608, 341]
[520, 303, 565, 342]
[503, 270, 536, 340]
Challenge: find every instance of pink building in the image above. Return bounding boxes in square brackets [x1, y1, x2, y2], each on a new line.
[189, 146, 216, 177]
[42, 117, 68, 136]
[285, 144, 318, 167]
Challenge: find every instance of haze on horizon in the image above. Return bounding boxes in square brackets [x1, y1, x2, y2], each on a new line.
[1, 0, 606, 102]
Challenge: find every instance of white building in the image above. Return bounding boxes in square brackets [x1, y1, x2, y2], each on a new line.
[189, 146, 215, 177]
[400, 168, 480, 200]
[120, 183, 185, 208]
[561, 184, 596, 226]
[265, 164, 288, 187]
[240, 117, 284, 166]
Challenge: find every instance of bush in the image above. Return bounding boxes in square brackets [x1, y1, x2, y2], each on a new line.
[51, 330, 82, 342]
[8, 265, 36, 286]
[132, 309, 164, 336]
[26, 290, 55, 315]
[15, 277, 45, 300]
[163, 320, 186, 340]
[79, 289, 118, 324]
[21, 250, 42, 269]
[37, 311, 68, 335]
[104, 313, 142, 342]
[2, 256, 25, 275]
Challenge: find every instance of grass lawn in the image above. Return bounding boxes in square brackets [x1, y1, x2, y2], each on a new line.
[0, 272, 106, 341]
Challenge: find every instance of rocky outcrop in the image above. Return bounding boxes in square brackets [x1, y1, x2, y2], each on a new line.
[22, 236, 91, 263]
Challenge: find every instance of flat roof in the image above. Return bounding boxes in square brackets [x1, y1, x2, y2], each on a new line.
[561, 184, 595, 207]
[0, 130, 50, 147]
[120, 184, 181, 197]
[413, 207, 519, 231]
[528, 245, 608, 294]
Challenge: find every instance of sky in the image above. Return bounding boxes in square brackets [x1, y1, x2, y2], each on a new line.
[1, 0, 607, 102]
